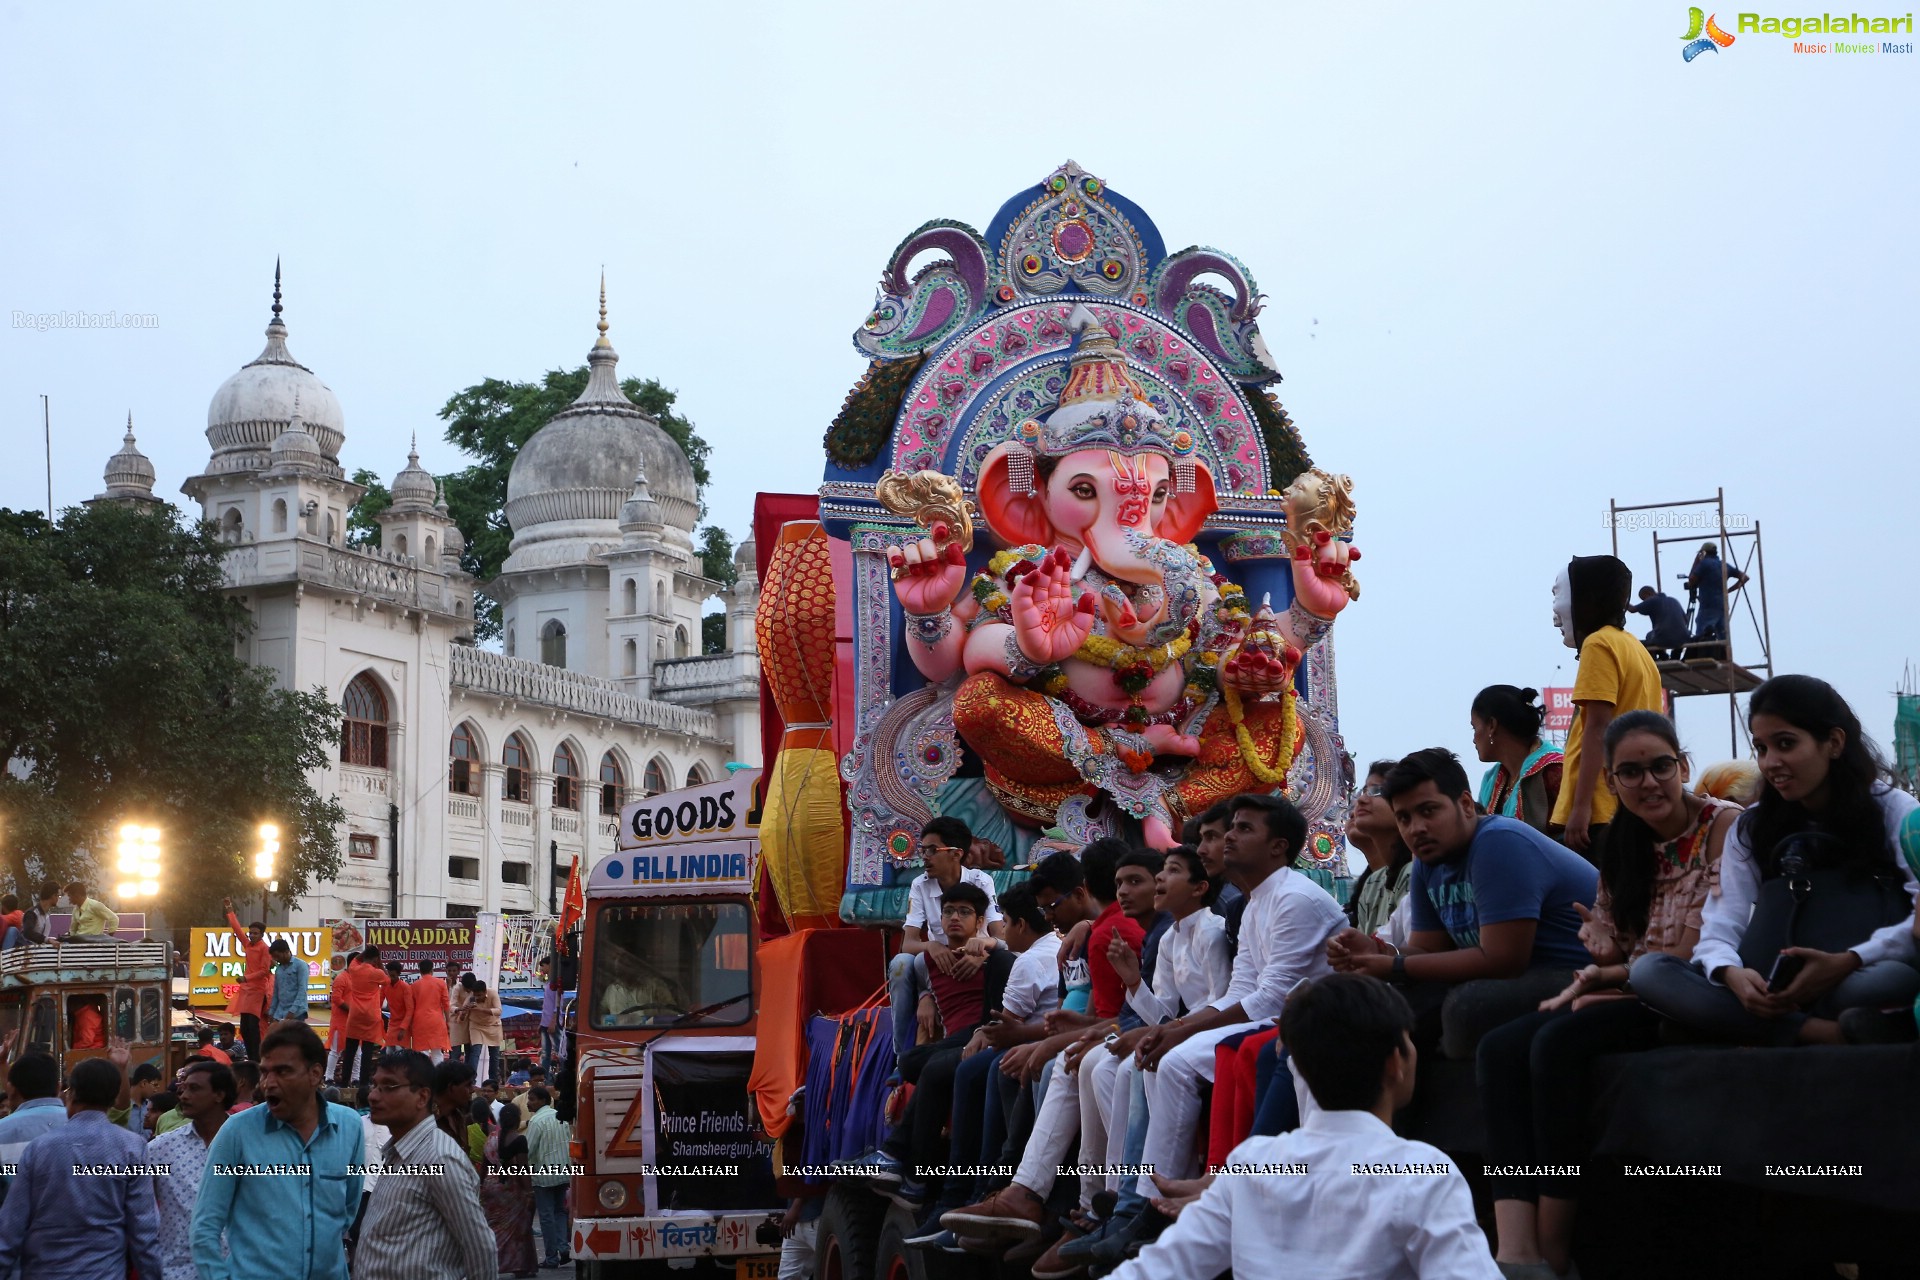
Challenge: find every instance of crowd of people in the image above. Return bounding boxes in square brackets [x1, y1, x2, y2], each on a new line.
[778, 554, 1920, 1280]
[0, 923, 578, 1278]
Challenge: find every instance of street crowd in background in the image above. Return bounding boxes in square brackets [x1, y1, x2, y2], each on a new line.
[0, 914, 578, 1279]
[779, 554, 1920, 1280]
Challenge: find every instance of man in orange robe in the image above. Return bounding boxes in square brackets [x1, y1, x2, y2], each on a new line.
[383, 961, 412, 1049]
[332, 945, 390, 1091]
[220, 897, 274, 1062]
[407, 957, 453, 1063]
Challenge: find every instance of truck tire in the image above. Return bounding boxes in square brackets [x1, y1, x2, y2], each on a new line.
[818, 1185, 885, 1280]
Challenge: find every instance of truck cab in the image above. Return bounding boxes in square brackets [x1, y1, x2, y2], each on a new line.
[569, 768, 786, 1279]
[0, 940, 174, 1081]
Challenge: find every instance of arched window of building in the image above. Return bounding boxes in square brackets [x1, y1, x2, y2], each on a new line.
[675, 625, 690, 659]
[449, 722, 478, 794]
[271, 499, 288, 533]
[504, 620, 516, 657]
[623, 579, 638, 615]
[624, 639, 638, 676]
[503, 732, 532, 803]
[540, 618, 567, 668]
[655, 636, 667, 661]
[221, 508, 244, 542]
[324, 512, 336, 542]
[643, 757, 670, 797]
[599, 752, 626, 815]
[552, 742, 580, 810]
[424, 535, 437, 566]
[340, 673, 389, 769]
[392, 533, 408, 558]
[687, 761, 711, 786]
[655, 581, 667, 615]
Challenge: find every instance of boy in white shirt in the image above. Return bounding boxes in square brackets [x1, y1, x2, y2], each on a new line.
[1110, 973, 1501, 1280]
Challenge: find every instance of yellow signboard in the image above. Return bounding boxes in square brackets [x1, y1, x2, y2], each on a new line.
[189, 926, 332, 1009]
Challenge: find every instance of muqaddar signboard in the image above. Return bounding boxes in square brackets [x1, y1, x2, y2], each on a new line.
[357, 919, 477, 971]
[190, 926, 331, 1008]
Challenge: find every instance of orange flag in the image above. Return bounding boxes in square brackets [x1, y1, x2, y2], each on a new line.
[557, 856, 585, 943]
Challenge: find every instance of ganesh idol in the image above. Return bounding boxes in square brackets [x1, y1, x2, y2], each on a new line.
[883, 306, 1360, 849]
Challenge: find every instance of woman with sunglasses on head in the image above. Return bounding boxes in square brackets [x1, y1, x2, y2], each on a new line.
[1346, 760, 1414, 941]
[1631, 675, 1920, 1047]
[1476, 710, 1738, 1280]
[1471, 686, 1565, 836]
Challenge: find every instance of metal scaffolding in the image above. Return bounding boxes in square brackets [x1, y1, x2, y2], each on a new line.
[1609, 488, 1774, 756]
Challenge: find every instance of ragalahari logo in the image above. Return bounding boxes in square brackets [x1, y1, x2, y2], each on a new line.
[1682, 8, 1738, 58]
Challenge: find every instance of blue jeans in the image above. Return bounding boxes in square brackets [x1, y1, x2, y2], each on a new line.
[888, 952, 928, 1061]
[534, 1184, 570, 1262]
[1108, 1064, 1154, 1218]
[1631, 951, 1920, 1045]
[0, 928, 21, 950]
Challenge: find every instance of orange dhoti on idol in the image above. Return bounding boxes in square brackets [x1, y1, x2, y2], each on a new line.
[951, 669, 1303, 834]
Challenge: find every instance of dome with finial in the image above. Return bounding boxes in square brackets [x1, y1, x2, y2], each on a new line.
[734, 534, 757, 577]
[389, 436, 438, 511]
[268, 391, 324, 472]
[100, 413, 159, 501]
[204, 260, 346, 475]
[503, 276, 699, 563]
[618, 462, 663, 534]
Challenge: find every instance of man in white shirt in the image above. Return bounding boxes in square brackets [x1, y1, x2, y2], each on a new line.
[151, 1058, 236, 1280]
[1123, 795, 1344, 1246]
[890, 816, 1006, 1056]
[1110, 973, 1501, 1280]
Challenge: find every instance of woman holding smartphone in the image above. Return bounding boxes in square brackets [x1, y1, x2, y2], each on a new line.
[1478, 710, 1738, 1279]
[1632, 674, 1920, 1047]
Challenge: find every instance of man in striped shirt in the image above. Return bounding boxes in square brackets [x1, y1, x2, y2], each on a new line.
[354, 1048, 497, 1279]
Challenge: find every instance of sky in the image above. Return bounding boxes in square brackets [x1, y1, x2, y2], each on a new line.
[3, 1, 1916, 777]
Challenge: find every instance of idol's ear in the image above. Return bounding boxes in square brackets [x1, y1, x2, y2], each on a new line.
[976, 444, 1055, 547]
[1156, 463, 1217, 545]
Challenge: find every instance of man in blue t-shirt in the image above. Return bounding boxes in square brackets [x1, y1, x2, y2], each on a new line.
[1326, 747, 1596, 1059]
[1628, 585, 1689, 660]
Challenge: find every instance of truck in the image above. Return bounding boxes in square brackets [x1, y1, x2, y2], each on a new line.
[564, 767, 791, 1279]
[0, 940, 175, 1081]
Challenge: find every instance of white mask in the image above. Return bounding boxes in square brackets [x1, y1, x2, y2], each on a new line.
[1551, 567, 1575, 649]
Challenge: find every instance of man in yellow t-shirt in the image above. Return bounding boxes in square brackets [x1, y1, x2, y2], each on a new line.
[64, 882, 120, 938]
[1548, 555, 1664, 856]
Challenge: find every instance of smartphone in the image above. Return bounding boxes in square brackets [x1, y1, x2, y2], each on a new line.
[1766, 953, 1805, 993]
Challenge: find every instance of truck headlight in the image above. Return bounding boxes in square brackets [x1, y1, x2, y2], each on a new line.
[597, 1180, 628, 1210]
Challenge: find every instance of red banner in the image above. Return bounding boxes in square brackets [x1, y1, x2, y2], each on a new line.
[1542, 686, 1576, 735]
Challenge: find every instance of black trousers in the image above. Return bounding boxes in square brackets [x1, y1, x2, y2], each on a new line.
[238, 1013, 261, 1063]
[1476, 998, 1663, 1201]
[335, 1037, 380, 1088]
[885, 1030, 970, 1189]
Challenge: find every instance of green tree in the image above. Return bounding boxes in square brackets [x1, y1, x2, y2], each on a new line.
[345, 468, 390, 548]
[698, 525, 738, 655]
[0, 504, 346, 923]
[432, 366, 720, 641]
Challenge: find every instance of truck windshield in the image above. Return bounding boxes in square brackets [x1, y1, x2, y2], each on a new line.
[589, 900, 752, 1029]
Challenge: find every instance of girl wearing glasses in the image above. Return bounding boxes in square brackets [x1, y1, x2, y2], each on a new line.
[1633, 674, 1920, 1047]
[1476, 710, 1737, 1280]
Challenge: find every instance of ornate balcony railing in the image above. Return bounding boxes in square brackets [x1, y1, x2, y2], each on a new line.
[651, 650, 762, 703]
[449, 645, 718, 739]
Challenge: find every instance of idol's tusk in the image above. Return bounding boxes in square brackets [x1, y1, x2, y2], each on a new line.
[1070, 547, 1094, 582]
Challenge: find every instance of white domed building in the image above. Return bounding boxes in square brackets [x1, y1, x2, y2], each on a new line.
[116, 267, 759, 925]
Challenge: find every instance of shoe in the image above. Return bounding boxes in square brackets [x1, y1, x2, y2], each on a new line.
[1004, 1227, 1056, 1267]
[906, 1207, 956, 1249]
[888, 1178, 931, 1211]
[1088, 1205, 1168, 1270]
[1839, 1006, 1918, 1045]
[1056, 1216, 1118, 1263]
[942, 1185, 1047, 1240]
[848, 1149, 904, 1190]
[1031, 1224, 1090, 1278]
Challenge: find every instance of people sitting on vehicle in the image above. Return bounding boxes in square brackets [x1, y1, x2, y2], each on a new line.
[1102, 975, 1501, 1280]
[1631, 675, 1920, 1046]
[860, 880, 1013, 1216]
[887, 816, 1006, 1057]
[1185, 802, 1244, 942]
[1471, 687, 1564, 835]
[70, 997, 107, 1050]
[1550, 555, 1664, 857]
[0, 896, 21, 950]
[1050, 844, 1232, 1271]
[940, 839, 1143, 1247]
[1348, 760, 1415, 941]
[1628, 584, 1691, 660]
[1090, 795, 1343, 1259]
[18, 884, 58, 946]
[927, 881, 1061, 1234]
[1327, 748, 1598, 1061]
[64, 881, 119, 939]
[1478, 710, 1738, 1279]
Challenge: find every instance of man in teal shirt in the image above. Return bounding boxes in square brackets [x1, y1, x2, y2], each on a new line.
[191, 1021, 364, 1280]
[270, 938, 311, 1021]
